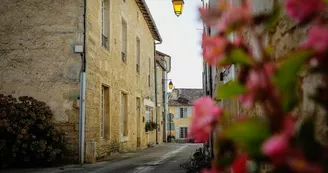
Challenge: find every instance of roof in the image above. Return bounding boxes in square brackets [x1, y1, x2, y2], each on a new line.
[156, 56, 166, 70]
[169, 88, 204, 106]
[156, 51, 171, 58]
[135, 0, 162, 42]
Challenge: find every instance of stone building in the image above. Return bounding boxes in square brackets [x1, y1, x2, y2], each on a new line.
[202, 0, 328, 160]
[155, 51, 172, 142]
[168, 88, 203, 140]
[0, 0, 164, 162]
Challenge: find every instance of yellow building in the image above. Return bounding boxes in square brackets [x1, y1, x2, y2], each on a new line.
[168, 89, 203, 140]
[0, 0, 163, 163]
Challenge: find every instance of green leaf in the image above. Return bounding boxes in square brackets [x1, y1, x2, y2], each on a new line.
[227, 48, 254, 66]
[224, 118, 270, 157]
[272, 50, 313, 111]
[264, 3, 281, 30]
[216, 81, 247, 99]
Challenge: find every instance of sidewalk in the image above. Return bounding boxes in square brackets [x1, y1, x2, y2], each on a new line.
[1, 144, 162, 173]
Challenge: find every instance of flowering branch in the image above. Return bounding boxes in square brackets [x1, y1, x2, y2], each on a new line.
[190, 0, 328, 172]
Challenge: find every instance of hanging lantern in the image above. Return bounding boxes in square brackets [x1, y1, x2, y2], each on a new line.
[169, 80, 174, 89]
[172, 0, 184, 17]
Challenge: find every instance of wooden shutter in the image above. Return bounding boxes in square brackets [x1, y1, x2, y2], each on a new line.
[175, 107, 180, 119]
[175, 127, 180, 139]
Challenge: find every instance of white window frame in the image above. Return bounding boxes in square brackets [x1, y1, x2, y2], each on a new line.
[101, 0, 109, 49]
[101, 86, 105, 138]
[120, 92, 128, 137]
[179, 127, 188, 139]
[121, 18, 127, 62]
[136, 37, 140, 72]
[179, 107, 187, 118]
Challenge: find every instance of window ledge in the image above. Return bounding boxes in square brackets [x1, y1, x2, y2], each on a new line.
[120, 136, 129, 142]
[101, 47, 111, 56]
[121, 61, 128, 67]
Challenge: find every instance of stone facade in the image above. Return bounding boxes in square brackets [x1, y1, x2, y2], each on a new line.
[0, 0, 164, 162]
[155, 51, 172, 142]
[0, 0, 84, 159]
[211, 0, 328, 144]
[84, 0, 160, 158]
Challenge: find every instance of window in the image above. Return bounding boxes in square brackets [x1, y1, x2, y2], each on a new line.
[121, 18, 127, 62]
[101, 86, 110, 139]
[179, 108, 187, 118]
[136, 37, 140, 72]
[120, 92, 128, 137]
[101, 0, 109, 49]
[167, 113, 175, 130]
[180, 127, 188, 139]
[148, 58, 151, 87]
[145, 106, 153, 122]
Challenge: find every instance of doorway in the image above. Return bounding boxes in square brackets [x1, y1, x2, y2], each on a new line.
[136, 97, 141, 147]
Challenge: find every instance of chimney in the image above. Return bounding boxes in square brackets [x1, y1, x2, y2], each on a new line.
[171, 89, 179, 100]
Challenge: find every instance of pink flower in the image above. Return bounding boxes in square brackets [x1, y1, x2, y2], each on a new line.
[239, 63, 275, 109]
[199, 1, 228, 27]
[189, 97, 223, 142]
[302, 25, 328, 54]
[262, 134, 289, 165]
[217, 2, 251, 31]
[262, 115, 296, 165]
[231, 154, 248, 173]
[202, 35, 227, 66]
[239, 93, 255, 109]
[285, 0, 324, 21]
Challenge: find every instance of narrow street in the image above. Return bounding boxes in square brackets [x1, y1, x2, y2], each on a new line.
[2, 143, 202, 173]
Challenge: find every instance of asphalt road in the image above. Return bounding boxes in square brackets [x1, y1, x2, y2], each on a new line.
[2, 143, 202, 173]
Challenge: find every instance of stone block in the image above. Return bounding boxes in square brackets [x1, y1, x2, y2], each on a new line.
[85, 142, 97, 164]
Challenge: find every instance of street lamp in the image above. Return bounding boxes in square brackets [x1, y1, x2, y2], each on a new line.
[172, 0, 184, 17]
[169, 80, 173, 90]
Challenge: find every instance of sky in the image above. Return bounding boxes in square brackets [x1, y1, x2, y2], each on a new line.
[146, 0, 204, 89]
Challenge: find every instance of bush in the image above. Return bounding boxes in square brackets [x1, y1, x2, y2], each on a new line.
[0, 94, 67, 168]
[145, 121, 158, 132]
[181, 147, 211, 173]
[167, 135, 175, 142]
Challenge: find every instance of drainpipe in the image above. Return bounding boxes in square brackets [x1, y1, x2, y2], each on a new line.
[154, 41, 162, 145]
[162, 56, 171, 142]
[79, 0, 87, 165]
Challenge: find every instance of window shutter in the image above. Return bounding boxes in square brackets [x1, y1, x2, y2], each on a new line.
[187, 107, 192, 117]
[175, 127, 180, 139]
[175, 107, 180, 119]
[183, 108, 187, 118]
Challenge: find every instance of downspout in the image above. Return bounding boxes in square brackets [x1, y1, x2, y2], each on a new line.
[154, 41, 162, 144]
[162, 56, 171, 142]
[79, 0, 87, 165]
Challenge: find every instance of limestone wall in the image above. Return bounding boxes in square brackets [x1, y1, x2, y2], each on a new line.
[85, 0, 158, 157]
[0, 0, 84, 160]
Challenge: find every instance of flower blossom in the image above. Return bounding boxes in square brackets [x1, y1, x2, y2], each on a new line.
[239, 63, 276, 109]
[300, 25, 328, 67]
[199, 1, 228, 27]
[302, 25, 328, 54]
[202, 34, 228, 66]
[189, 97, 223, 142]
[261, 115, 295, 165]
[285, 0, 324, 21]
[231, 154, 248, 173]
[217, 2, 252, 32]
